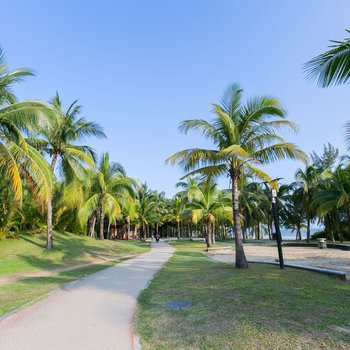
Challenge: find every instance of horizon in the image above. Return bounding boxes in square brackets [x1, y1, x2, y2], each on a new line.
[2, 0, 350, 196]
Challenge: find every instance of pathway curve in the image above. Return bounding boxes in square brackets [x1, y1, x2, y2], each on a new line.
[0, 240, 175, 350]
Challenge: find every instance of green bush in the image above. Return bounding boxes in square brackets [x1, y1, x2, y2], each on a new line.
[311, 230, 326, 240]
[0, 228, 19, 240]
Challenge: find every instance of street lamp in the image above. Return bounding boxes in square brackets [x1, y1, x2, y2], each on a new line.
[264, 178, 284, 269]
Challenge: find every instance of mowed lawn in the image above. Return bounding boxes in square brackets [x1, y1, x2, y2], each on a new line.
[0, 231, 150, 276]
[0, 232, 150, 317]
[136, 241, 350, 350]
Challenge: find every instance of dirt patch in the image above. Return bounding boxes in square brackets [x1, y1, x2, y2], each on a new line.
[210, 245, 350, 275]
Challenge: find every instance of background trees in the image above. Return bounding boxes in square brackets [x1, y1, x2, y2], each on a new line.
[1, 45, 350, 249]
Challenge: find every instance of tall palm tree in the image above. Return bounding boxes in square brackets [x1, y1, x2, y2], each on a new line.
[31, 93, 106, 249]
[295, 166, 318, 242]
[79, 153, 136, 240]
[167, 83, 307, 268]
[0, 47, 53, 205]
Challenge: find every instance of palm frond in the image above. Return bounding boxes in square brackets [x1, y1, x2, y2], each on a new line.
[304, 30, 350, 86]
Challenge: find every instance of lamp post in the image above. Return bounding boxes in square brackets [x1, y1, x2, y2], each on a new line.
[264, 178, 284, 269]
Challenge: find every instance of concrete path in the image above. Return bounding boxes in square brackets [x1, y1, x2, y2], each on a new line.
[0, 241, 175, 350]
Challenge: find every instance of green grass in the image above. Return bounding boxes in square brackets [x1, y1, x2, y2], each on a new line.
[0, 231, 150, 276]
[0, 232, 150, 317]
[136, 241, 350, 350]
[0, 260, 121, 317]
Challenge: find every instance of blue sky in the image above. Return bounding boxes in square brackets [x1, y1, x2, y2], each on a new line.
[2, 1, 350, 196]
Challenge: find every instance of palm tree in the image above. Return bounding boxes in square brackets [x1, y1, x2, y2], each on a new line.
[0, 47, 53, 206]
[135, 184, 158, 240]
[312, 164, 350, 242]
[294, 166, 319, 242]
[0, 47, 34, 105]
[305, 31, 350, 150]
[189, 178, 231, 247]
[163, 195, 187, 239]
[79, 153, 136, 240]
[32, 93, 106, 249]
[304, 29, 350, 87]
[240, 182, 269, 240]
[167, 83, 307, 268]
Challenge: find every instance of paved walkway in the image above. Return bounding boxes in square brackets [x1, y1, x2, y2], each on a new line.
[0, 241, 175, 350]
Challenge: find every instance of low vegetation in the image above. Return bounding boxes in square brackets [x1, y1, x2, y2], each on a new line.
[136, 241, 350, 350]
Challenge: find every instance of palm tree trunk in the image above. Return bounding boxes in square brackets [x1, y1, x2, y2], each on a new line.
[46, 152, 59, 250]
[128, 219, 131, 238]
[206, 221, 212, 248]
[89, 215, 96, 238]
[231, 171, 248, 268]
[143, 223, 146, 240]
[99, 203, 105, 240]
[177, 221, 181, 239]
[107, 220, 111, 240]
[211, 222, 215, 244]
[306, 217, 311, 243]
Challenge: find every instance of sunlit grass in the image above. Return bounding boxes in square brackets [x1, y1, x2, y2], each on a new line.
[136, 241, 350, 350]
[0, 231, 150, 276]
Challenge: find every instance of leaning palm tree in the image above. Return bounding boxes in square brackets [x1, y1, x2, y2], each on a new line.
[31, 93, 106, 249]
[0, 47, 53, 205]
[167, 83, 307, 268]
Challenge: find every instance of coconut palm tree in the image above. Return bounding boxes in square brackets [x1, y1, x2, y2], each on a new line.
[163, 195, 188, 239]
[189, 178, 231, 247]
[294, 166, 319, 242]
[0, 47, 53, 206]
[312, 164, 350, 242]
[79, 153, 136, 240]
[135, 184, 158, 240]
[31, 93, 106, 249]
[167, 83, 307, 268]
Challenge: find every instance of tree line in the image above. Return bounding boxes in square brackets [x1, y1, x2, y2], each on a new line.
[1, 28, 350, 269]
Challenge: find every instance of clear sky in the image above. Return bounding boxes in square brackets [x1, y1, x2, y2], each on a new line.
[2, 0, 350, 196]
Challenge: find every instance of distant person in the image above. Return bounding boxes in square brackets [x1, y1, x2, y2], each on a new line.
[155, 233, 160, 243]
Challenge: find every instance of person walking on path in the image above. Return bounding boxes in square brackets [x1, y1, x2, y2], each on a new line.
[0, 241, 175, 350]
[155, 233, 160, 242]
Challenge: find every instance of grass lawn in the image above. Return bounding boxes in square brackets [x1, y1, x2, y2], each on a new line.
[136, 241, 350, 350]
[0, 232, 150, 317]
[0, 231, 150, 276]
[0, 260, 119, 317]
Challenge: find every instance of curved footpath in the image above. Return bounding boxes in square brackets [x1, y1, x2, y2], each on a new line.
[0, 240, 175, 350]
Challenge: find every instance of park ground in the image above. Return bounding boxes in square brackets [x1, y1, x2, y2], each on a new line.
[0, 232, 150, 317]
[136, 240, 350, 350]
